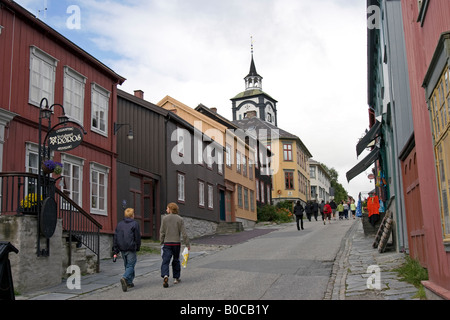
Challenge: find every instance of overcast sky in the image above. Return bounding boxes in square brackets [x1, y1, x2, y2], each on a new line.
[16, 0, 374, 199]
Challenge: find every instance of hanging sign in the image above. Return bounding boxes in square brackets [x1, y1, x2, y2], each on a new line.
[47, 126, 83, 151]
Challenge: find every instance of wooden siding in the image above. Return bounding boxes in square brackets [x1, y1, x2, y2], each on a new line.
[0, 1, 125, 233]
[400, 0, 450, 293]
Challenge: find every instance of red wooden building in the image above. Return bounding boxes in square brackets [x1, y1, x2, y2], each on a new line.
[400, 0, 450, 299]
[0, 0, 125, 237]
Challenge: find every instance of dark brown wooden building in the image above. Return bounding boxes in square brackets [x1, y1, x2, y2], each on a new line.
[116, 90, 225, 239]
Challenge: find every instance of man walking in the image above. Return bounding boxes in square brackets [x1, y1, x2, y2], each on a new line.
[113, 208, 141, 292]
[160, 203, 190, 288]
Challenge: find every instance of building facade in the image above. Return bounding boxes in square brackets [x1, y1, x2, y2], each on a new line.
[196, 104, 273, 208]
[400, 0, 450, 299]
[157, 95, 258, 227]
[308, 159, 331, 203]
[116, 90, 224, 239]
[0, 0, 125, 234]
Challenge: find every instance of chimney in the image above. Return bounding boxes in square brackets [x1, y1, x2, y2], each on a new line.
[210, 107, 217, 113]
[246, 110, 257, 118]
[134, 90, 144, 99]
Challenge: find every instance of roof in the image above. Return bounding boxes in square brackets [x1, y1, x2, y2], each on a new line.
[231, 89, 277, 102]
[232, 116, 313, 158]
[246, 54, 261, 78]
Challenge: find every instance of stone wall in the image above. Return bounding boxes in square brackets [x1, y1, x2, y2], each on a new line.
[183, 216, 217, 239]
[0, 215, 63, 293]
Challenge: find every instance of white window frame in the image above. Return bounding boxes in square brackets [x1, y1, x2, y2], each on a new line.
[208, 184, 214, 209]
[177, 172, 185, 202]
[90, 162, 109, 216]
[29, 46, 58, 107]
[61, 153, 84, 207]
[198, 180, 205, 207]
[64, 66, 86, 125]
[91, 83, 110, 136]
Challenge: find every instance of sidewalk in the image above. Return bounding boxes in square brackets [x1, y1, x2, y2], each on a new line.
[15, 226, 280, 300]
[326, 218, 419, 300]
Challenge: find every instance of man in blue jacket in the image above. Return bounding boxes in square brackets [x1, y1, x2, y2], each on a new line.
[113, 208, 141, 292]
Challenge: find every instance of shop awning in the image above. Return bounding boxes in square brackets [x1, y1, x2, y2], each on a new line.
[356, 120, 381, 156]
[346, 147, 380, 182]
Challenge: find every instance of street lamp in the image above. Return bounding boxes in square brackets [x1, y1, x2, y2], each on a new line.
[114, 122, 134, 140]
[37, 98, 69, 256]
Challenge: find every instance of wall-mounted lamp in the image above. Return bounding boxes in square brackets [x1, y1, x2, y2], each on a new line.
[0, 26, 4, 35]
[114, 123, 134, 140]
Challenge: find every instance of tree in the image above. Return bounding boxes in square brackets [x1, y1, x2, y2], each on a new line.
[321, 163, 348, 203]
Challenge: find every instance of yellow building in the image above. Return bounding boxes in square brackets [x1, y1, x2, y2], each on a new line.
[234, 115, 312, 206]
[157, 96, 257, 227]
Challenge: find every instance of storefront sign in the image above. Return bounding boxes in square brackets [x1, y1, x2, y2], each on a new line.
[47, 126, 83, 151]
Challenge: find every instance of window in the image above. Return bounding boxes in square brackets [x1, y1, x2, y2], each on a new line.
[237, 185, 243, 208]
[260, 181, 265, 203]
[226, 144, 232, 167]
[61, 153, 84, 206]
[25, 143, 39, 195]
[90, 162, 109, 215]
[250, 190, 255, 211]
[255, 178, 260, 201]
[29, 46, 58, 106]
[91, 83, 110, 135]
[242, 155, 247, 176]
[310, 166, 316, 179]
[198, 180, 205, 207]
[25, 143, 39, 175]
[218, 152, 223, 175]
[177, 172, 185, 202]
[196, 136, 203, 165]
[208, 184, 214, 209]
[285, 171, 294, 189]
[283, 143, 293, 161]
[64, 67, 86, 124]
[236, 151, 241, 173]
[428, 64, 450, 239]
[244, 188, 249, 210]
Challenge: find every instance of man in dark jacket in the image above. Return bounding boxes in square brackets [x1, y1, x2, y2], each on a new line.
[113, 208, 141, 292]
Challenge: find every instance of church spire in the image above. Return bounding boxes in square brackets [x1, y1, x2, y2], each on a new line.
[245, 36, 262, 91]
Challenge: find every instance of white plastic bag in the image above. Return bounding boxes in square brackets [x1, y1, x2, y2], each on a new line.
[181, 247, 189, 268]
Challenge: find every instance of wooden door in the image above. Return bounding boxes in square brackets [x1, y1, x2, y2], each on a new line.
[401, 147, 427, 267]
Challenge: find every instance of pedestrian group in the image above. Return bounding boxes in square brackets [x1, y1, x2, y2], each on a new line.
[112, 202, 190, 292]
[293, 198, 357, 231]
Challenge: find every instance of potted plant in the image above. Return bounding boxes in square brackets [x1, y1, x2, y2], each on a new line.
[42, 159, 63, 175]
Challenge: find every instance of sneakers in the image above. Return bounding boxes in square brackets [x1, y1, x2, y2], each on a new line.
[174, 278, 181, 284]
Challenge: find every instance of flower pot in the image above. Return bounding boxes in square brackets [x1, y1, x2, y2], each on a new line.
[42, 163, 54, 174]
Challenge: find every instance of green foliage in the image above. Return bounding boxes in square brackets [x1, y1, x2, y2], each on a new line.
[257, 202, 293, 223]
[394, 255, 429, 299]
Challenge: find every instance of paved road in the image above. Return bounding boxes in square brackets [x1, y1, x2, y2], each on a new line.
[75, 218, 355, 300]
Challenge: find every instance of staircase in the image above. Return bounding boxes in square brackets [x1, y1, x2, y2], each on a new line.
[216, 221, 244, 234]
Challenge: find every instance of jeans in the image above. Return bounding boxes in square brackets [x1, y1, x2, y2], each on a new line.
[161, 243, 181, 279]
[122, 251, 137, 285]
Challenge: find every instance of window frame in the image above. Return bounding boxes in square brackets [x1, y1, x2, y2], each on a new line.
[90, 162, 109, 216]
[29, 46, 58, 107]
[91, 83, 110, 136]
[64, 66, 86, 125]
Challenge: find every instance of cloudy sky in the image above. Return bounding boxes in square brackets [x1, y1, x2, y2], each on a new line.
[16, 0, 374, 199]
